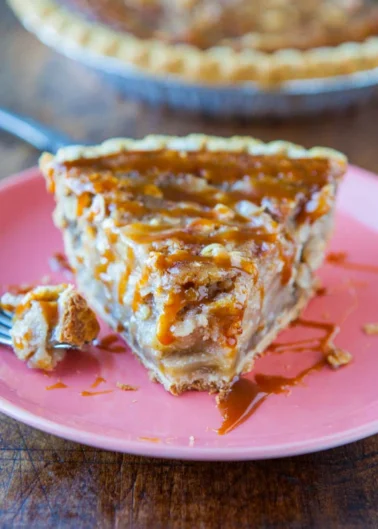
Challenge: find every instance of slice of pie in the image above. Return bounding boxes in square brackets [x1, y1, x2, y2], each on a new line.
[40, 134, 346, 394]
[8, 0, 378, 85]
[1, 284, 100, 370]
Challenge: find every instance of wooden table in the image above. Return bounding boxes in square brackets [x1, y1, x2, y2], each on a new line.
[1, 5, 378, 528]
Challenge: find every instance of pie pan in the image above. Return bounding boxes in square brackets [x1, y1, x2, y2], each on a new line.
[87, 58, 378, 118]
[9, 0, 378, 118]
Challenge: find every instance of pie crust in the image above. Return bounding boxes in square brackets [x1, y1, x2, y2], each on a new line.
[8, 0, 378, 86]
[40, 134, 346, 393]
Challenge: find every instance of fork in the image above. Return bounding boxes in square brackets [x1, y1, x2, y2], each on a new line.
[0, 107, 73, 152]
[0, 308, 77, 350]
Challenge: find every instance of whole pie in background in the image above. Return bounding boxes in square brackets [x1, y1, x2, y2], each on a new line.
[7, 0, 378, 85]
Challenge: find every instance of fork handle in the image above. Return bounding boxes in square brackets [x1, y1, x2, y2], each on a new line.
[0, 107, 74, 153]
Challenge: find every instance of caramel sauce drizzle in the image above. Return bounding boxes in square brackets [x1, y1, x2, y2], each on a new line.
[117, 382, 138, 391]
[153, 251, 250, 347]
[217, 360, 325, 435]
[156, 291, 185, 346]
[64, 151, 337, 233]
[269, 318, 339, 355]
[15, 289, 62, 331]
[118, 246, 134, 304]
[132, 265, 151, 312]
[49, 252, 73, 275]
[40, 301, 59, 330]
[76, 192, 92, 216]
[46, 381, 68, 390]
[124, 223, 278, 246]
[91, 376, 106, 388]
[94, 334, 126, 353]
[81, 390, 113, 397]
[94, 248, 115, 281]
[278, 238, 295, 285]
[14, 330, 33, 351]
[158, 250, 233, 270]
[326, 252, 378, 274]
[137, 436, 160, 443]
[217, 317, 340, 435]
[65, 150, 333, 189]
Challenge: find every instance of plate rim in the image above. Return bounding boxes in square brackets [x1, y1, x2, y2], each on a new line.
[2, 393, 378, 460]
[0, 165, 378, 461]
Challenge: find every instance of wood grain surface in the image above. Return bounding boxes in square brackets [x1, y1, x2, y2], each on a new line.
[1, 4, 378, 528]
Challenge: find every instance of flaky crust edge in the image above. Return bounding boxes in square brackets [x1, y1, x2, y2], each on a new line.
[8, 0, 378, 86]
[38, 134, 347, 173]
[57, 288, 101, 346]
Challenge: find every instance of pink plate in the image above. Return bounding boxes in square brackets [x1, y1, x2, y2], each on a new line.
[1, 166, 378, 460]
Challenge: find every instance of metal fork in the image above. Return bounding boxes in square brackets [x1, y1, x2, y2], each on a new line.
[0, 107, 74, 152]
[0, 308, 77, 350]
[0, 309, 12, 347]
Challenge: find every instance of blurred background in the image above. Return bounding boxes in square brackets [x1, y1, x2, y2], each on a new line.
[1, 1, 378, 181]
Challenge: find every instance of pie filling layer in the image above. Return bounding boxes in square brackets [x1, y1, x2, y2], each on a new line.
[41, 142, 346, 394]
[57, 0, 378, 51]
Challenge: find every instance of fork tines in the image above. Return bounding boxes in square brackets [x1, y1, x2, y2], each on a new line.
[0, 308, 80, 350]
[0, 309, 13, 346]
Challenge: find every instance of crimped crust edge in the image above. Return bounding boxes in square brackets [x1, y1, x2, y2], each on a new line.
[8, 0, 378, 86]
[39, 134, 347, 166]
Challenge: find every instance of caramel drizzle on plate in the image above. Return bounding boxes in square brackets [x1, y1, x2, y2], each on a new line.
[94, 334, 126, 353]
[326, 252, 378, 274]
[46, 381, 68, 390]
[91, 376, 107, 388]
[269, 318, 339, 355]
[217, 317, 339, 435]
[81, 390, 113, 397]
[217, 359, 325, 435]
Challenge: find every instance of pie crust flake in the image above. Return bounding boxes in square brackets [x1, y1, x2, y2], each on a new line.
[40, 134, 347, 393]
[8, 0, 378, 85]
